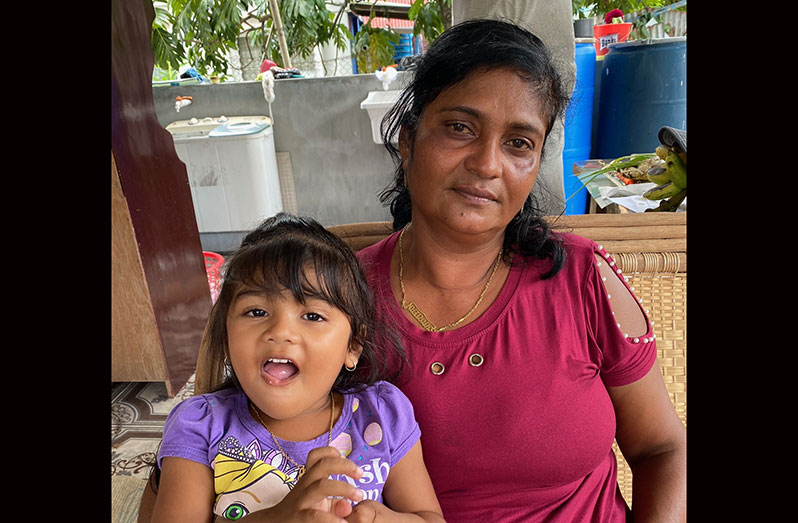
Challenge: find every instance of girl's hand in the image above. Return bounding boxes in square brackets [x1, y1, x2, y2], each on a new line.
[251, 446, 364, 522]
[343, 500, 383, 522]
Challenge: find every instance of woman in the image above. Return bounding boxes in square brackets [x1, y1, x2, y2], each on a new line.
[356, 19, 686, 522]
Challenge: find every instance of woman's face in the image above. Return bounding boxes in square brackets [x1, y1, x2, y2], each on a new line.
[400, 67, 548, 239]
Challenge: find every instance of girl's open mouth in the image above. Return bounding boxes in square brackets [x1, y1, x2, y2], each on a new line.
[262, 357, 299, 385]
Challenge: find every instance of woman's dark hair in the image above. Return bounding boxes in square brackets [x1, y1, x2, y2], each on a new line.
[378, 18, 570, 278]
[207, 212, 406, 393]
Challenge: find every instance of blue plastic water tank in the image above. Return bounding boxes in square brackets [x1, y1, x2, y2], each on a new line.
[595, 38, 686, 159]
[562, 40, 596, 215]
[392, 33, 414, 62]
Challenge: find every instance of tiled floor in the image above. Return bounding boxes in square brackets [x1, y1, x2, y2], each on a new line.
[111, 376, 195, 481]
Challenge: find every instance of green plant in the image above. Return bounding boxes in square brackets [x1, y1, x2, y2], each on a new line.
[152, 0, 246, 77]
[152, 0, 452, 78]
[353, 18, 400, 73]
[352, 0, 450, 73]
[408, 0, 450, 44]
[572, 1, 597, 20]
[572, 1, 669, 20]
[152, 0, 351, 77]
[152, 64, 180, 81]
[631, 10, 669, 39]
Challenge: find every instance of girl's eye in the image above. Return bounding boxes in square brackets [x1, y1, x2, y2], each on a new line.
[245, 308, 268, 317]
[303, 312, 325, 322]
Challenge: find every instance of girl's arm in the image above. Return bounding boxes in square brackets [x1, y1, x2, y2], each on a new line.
[150, 447, 367, 523]
[150, 457, 216, 523]
[345, 440, 445, 523]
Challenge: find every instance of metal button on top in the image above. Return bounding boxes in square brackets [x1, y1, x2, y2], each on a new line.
[468, 353, 484, 367]
[430, 362, 445, 375]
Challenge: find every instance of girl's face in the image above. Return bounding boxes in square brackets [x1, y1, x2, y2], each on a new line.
[226, 273, 360, 426]
[400, 67, 548, 239]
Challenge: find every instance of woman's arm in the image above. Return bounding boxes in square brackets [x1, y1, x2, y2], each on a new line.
[608, 365, 686, 522]
[345, 440, 445, 522]
[596, 253, 686, 522]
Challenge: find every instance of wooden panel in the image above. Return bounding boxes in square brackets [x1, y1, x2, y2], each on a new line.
[595, 238, 686, 254]
[111, 153, 167, 382]
[562, 225, 685, 241]
[111, 0, 210, 395]
[548, 212, 686, 228]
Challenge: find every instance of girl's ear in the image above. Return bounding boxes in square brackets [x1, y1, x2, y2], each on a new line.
[345, 344, 362, 370]
[347, 326, 366, 366]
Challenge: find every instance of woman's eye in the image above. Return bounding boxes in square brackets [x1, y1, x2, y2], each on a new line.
[508, 138, 532, 150]
[448, 122, 470, 134]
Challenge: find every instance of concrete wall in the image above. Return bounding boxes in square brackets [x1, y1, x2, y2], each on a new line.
[153, 73, 405, 250]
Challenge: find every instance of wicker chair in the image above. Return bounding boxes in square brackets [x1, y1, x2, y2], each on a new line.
[193, 212, 686, 506]
[326, 212, 687, 506]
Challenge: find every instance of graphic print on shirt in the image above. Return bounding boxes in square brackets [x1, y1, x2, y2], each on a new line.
[211, 436, 298, 520]
[329, 397, 393, 502]
[212, 397, 395, 518]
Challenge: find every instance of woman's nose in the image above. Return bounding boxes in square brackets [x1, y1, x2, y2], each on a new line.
[464, 137, 502, 178]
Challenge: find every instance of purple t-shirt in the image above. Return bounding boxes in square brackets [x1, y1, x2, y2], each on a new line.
[157, 381, 420, 519]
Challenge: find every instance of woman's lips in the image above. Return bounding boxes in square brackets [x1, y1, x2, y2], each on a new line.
[452, 185, 497, 203]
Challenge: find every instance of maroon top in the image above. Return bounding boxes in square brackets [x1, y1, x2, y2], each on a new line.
[358, 231, 656, 522]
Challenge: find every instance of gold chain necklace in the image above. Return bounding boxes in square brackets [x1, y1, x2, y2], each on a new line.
[398, 225, 503, 332]
[249, 391, 335, 479]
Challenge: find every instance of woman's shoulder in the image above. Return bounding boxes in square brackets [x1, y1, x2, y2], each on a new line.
[356, 231, 398, 267]
[517, 230, 597, 277]
[554, 230, 602, 266]
[556, 229, 598, 251]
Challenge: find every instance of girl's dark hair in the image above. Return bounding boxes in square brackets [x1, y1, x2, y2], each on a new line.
[208, 212, 406, 393]
[378, 18, 570, 278]
[147, 213, 405, 493]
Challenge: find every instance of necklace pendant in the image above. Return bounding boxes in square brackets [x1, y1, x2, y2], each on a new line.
[296, 465, 306, 479]
[404, 301, 438, 332]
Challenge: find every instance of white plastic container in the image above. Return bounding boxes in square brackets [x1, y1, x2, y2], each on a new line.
[167, 116, 283, 233]
[360, 90, 401, 144]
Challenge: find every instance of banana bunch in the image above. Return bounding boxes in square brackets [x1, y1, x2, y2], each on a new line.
[643, 144, 687, 212]
[616, 156, 667, 184]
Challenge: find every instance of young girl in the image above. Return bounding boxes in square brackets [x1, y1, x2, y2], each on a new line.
[150, 213, 444, 523]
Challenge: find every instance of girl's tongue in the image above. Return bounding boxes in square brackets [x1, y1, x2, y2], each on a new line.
[264, 359, 298, 381]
